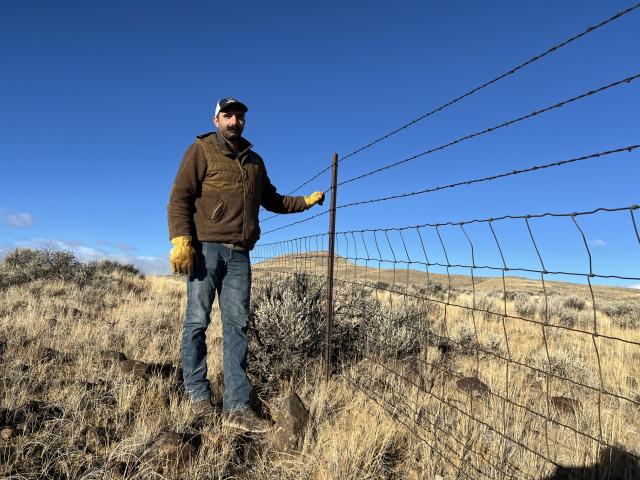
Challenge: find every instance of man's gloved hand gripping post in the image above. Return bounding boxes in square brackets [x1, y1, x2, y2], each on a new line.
[166, 97, 324, 432]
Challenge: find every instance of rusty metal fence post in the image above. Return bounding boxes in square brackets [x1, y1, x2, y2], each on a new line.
[324, 153, 339, 381]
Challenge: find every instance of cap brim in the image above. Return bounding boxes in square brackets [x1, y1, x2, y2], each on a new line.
[219, 101, 248, 113]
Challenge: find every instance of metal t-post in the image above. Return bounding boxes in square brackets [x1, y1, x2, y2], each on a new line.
[324, 153, 339, 381]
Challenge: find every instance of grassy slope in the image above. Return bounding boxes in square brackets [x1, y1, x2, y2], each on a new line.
[1, 255, 638, 479]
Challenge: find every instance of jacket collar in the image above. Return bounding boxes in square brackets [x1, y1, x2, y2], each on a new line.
[197, 131, 253, 159]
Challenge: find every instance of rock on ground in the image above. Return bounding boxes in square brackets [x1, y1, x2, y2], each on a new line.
[272, 392, 309, 452]
[139, 431, 201, 472]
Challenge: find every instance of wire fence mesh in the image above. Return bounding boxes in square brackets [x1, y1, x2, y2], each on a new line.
[249, 4, 640, 477]
[252, 206, 640, 478]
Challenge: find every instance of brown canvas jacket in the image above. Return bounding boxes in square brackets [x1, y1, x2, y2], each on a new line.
[167, 132, 307, 250]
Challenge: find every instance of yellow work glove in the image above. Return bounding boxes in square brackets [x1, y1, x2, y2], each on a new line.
[170, 235, 196, 275]
[304, 191, 325, 209]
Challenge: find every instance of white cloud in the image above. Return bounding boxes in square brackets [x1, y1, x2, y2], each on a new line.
[589, 239, 606, 247]
[4, 212, 34, 228]
[629, 283, 640, 290]
[95, 240, 136, 253]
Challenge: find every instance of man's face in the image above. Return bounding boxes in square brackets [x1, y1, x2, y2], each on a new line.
[214, 108, 245, 141]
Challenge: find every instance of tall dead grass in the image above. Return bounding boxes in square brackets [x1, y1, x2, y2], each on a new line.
[1, 248, 638, 479]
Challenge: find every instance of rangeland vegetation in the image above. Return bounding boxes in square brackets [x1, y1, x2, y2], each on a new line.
[0, 248, 638, 479]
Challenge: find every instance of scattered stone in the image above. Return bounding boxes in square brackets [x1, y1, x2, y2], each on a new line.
[456, 376, 490, 397]
[47, 318, 58, 328]
[119, 360, 150, 379]
[272, 392, 309, 452]
[100, 350, 127, 366]
[39, 347, 75, 364]
[550, 396, 581, 415]
[140, 432, 200, 472]
[1, 426, 14, 441]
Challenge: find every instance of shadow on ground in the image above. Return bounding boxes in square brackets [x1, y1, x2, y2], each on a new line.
[542, 447, 639, 480]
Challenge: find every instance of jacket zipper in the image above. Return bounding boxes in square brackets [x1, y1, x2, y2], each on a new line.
[235, 156, 247, 246]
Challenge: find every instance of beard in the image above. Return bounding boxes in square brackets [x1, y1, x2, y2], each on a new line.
[221, 125, 242, 140]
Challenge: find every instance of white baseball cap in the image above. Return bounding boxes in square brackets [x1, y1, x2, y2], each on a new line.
[214, 97, 248, 116]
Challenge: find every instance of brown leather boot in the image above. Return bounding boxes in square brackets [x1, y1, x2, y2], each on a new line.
[191, 399, 216, 417]
[222, 408, 272, 433]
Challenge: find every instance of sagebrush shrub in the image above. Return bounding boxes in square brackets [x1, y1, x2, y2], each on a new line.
[249, 273, 327, 392]
[248, 272, 435, 394]
[543, 296, 592, 328]
[475, 294, 501, 321]
[563, 296, 587, 311]
[514, 293, 538, 318]
[600, 300, 640, 329]
[87, 259, 144, 279]
[0, 248, 85, 289]
[0, 248, 143, 297]
[360, 300, 429, 361]
[411, 281, 448, 299]
[527, 346, 598, 387]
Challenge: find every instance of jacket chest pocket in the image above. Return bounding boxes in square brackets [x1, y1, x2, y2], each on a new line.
[204, 168, 243, 192]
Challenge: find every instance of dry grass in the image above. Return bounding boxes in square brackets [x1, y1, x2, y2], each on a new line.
[1, 249, 639, 479]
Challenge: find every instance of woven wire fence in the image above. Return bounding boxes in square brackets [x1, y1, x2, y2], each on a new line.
[252, 206, 640, 479]
[251, 4, 640, 478]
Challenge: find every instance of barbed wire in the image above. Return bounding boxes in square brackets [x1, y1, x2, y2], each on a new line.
[260, 73, 639, 232]
[335, 145, 638, 210]
[261, 208, 329, 235]
[334, 3, 640, 166]
[258, 2, 640, 212]
[256, 203, 638, 248]
[337, 73, 640, 188]
[260, 144, 639, 235]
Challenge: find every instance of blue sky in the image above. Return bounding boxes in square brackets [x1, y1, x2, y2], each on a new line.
[1, 1, 638, 286]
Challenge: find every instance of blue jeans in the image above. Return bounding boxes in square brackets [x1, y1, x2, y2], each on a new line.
[181, 241, 252, 412]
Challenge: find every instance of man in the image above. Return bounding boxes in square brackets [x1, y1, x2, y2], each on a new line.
[167, 97, 324, 433]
